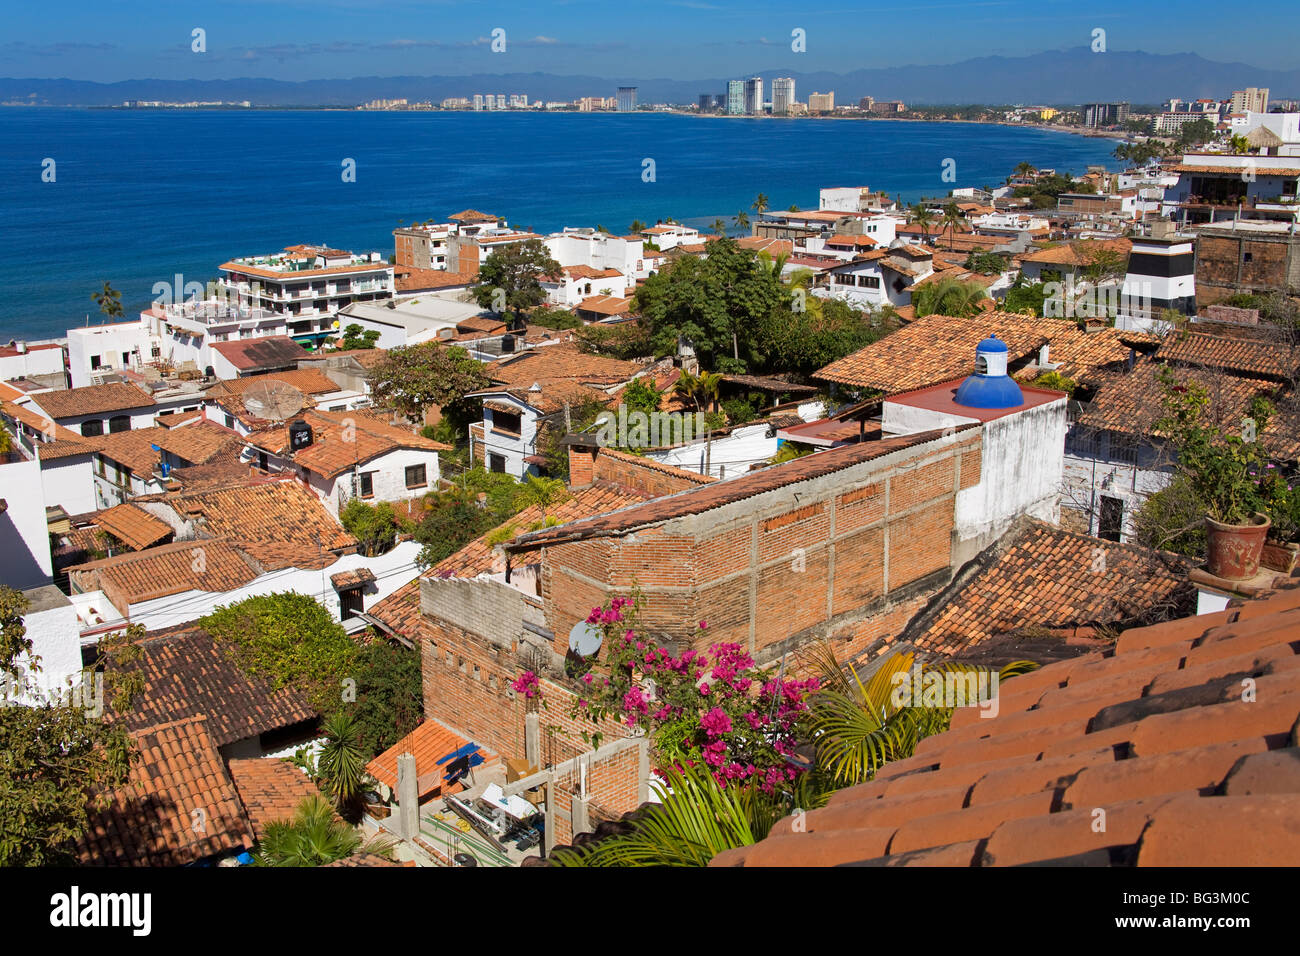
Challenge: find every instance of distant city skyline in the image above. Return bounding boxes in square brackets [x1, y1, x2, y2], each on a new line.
[3, 0, 1299, 83]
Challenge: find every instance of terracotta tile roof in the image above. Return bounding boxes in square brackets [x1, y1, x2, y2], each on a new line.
[507, 429, 965, 553]
[448, 209, 499, 223]
[815, 312, 1146, 394]
[208, 369, 341, 399]
[1157, 330, 1298, 381]
[471, 381, 614, 416]
[322, 852, 405, 866]
[366, 718, 498, 801]
[737, 237, 795, 256]
[1172, 163, 1300, 176]
[78, 716, 254, 866]
[576, 294, 634, 316]
[246, 410, 449, 480]
[1076, 360, 1300, 459]
[396, 266, 479, 292]
[69, 537, 260, 603]
[154, 420, 243, 465]
[904, 521, 1194, 658]
[30, 382, 155, 420]
[562, 265, 624, 280]
[1018, 238, 1132, 268]
[456, 315, 508, 334]
[484, 344, 642, 388]
[594, 448, 718, 485]
[826, 234, 879, 248]
[712, 582, 1300, 867]
[105, 625, 316, 746]
[1, 399, 92, 450]
[227, 758, 324, 840]
[93, 502, 173, 552]
[93, 427, 169, 476]
[330, 567, 376, 590]
[164, 477, 357, 569]
[210, 337, 310, 373]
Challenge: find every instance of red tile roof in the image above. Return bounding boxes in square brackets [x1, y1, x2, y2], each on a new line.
[246, 410, 449, 480]
[92, 502, 174, 552]
[31, 382, 155, 420]
[366, 719, 498, 801]
[1157, 330, 1298, 381]
[210, 337, 310, 372]
[227, 758, 324, 840]
[78, 716, 254, 866]
[711, 582, 1300, 867]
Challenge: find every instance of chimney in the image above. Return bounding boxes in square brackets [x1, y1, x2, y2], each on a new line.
[395, 751, 418, 840]
[1038, 343, 1050, 367]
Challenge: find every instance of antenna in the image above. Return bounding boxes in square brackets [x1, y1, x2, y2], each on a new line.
[568, 620, 603, 657]
[242, 380, 304, 422]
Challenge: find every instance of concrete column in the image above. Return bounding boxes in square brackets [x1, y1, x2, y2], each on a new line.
[524, 712, 540, 767]
[571, 795, 591, 837]
[396, 751, 418, 840]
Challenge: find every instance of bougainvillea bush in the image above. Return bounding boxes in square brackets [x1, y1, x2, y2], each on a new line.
[560, 595, 818, 791]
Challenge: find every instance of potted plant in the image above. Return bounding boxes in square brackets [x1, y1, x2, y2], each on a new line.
[1254, 465, 1300, 573]
[1157, 369, 1273, 580]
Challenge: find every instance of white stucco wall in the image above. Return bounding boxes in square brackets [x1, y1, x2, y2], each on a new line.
[0, 458, 54, 588]
[40, 454, 97, 514]
[0, 347, 64, 382]
[4, 587, 85, 707]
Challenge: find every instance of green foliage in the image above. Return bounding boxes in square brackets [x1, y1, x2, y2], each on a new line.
[673, 369, 722, 412]
[1114, 139, 1167, 166]
[540, 396, 610, 480]
[254, 793, 396, 867]
[369, 342, 490, 424]
[413, 467, 529, 567]
[1132, 473, 1210, 558]
[755, 298, 889, 379]
[340, 498, 398, 557]
[199, 593, 357, 714]
[912, 275, 988, 318]
[964, 249, 1009, 275]
[573, 320, 653, 360]
[528, 306, 583, 330]
[92, 280, 123, 320]
[339, 323, 380, 350]
[721, 396, 757, 425]
[770, 441, 814, 465]
[1155, 366, 1273, 524]
[317, 711, 368, 812]
[1174, 118, 1215, 150]
[549, 762, 830, 867]
[804, 644, 1037, 786]
[621, 377, 663, 417]
[0, 589, 138, 865]
[471, 238, 561, 320]
[1003, 276, 1049, 317]
[1031, 370, 1078, 395]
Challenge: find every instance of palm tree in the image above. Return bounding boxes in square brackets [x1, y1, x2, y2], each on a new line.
[908, 203, 933, 245]
[940, 200, 964, 251]
[254, 794, 397, 867]
[91, 281, 123, 321]
[629, 219, 647, 234]
[1227, 134, 1250, 155]
[710, 218, 727, 236]
[1011, 161, 1037, 181]
[317, 712, 368, 814]
[696, 370, 722, 413]
[788, 203, 800, 212]
[733, 210, 750, 233]
[673, 370, 723, 413]
[802, 643, 1036, 786]
[912, 274, 989, 318]
[515, 474, 569, 512]
[751, 193, 769, 216]
[548, 762, 829, 867]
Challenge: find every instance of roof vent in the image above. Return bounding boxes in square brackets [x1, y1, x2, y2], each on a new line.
[953, 335, 1024, 409]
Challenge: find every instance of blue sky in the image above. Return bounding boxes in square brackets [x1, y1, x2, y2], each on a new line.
[2, 0, 1296, 81]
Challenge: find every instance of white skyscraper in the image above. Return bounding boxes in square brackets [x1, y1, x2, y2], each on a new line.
[743, 77, 764, 115]
[771, 77, 795, 115]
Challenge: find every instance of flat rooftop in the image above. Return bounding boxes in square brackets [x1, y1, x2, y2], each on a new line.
[885, 378, 1066, 423]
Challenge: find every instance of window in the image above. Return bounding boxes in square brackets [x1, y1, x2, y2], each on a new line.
[1243, 252, 1253, 263]
[81, 419, 104, 437]
[121, 352, 131, 367]
[357, 471, 375, 498]
[492, 410, 522, 435]
[224, 414, 235, 430]
[1099, 495, 1124, 542]
[90, 355, 102, 370]
[257, 451, 269, 472]
[489, 453, 506, 474]
[857, 275, 880, 288]
[405, 464, 427, 489]
[108, 415, 130, 434]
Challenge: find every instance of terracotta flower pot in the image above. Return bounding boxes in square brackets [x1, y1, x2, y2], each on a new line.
[1205, 513, 1271, 580]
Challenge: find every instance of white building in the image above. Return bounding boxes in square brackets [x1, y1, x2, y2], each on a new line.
[0, 458, 55, 588]
[771, 77, 795, 115]
[544, 227, 649, 285]
[0, 342, 64, 386]
[744, 77, 763, 115]
[817, 244, 935, 309]
[639, 223, 702, 251]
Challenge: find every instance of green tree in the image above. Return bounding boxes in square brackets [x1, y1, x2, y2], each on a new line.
[199, 593, 357, 714]
[940, 200, 964, 251]
[733, 210, 750, 233]
[339, 323, 380, 350]
[254, 794, 395, 866]
[965, 249, 1009, 275]
[0, 588, 139, 865]
[369, 341, 490, 426]
[528, 306, 583, 330]
[350, 642, 423, 759]
[471, 238, 562, 328]
[912, 274, 988, 318]
[751, 193, 769, 216]
[1003, 276, 1049, 316]
[621, 377, 663, 417]
[710, 218, 727, 236]
[340, 498, 398, 556]
[629, 219, 647, 234]
[1175, 118, 1215, 150]
[91, 281, 123, 321]
[908, 203, 933, 243]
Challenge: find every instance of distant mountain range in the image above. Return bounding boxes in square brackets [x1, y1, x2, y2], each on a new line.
[3, 48, 1297, 107]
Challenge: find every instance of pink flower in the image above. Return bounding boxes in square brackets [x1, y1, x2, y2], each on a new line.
[700, 707, 732, 737]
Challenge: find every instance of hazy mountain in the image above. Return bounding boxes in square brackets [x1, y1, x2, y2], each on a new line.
[2, 49, 1296, 107]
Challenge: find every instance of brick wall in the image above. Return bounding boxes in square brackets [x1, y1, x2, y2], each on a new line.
[1195, 232, 1300, 303]
[542, 431, 979, 665]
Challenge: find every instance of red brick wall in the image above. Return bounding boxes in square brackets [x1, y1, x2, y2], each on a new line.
[541, 433, 976, 662]
[591, 450, 711, 497]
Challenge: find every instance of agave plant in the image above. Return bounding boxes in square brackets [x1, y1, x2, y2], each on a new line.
[802, 642, 1037, 786]
[317, 711, 368, 812]
[254, 793, 397, 867]
[548, 761, 829, 868]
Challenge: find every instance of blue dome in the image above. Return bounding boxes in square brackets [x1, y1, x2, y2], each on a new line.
[976, 336, 1008, 353]
[954, 373, 1024, 409]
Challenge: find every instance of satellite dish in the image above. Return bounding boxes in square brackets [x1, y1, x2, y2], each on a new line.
[242, 380, 304, 422]
[568, 621, 603, 657]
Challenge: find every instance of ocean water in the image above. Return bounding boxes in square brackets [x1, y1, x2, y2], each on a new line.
[0, 109, 1120, 341]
